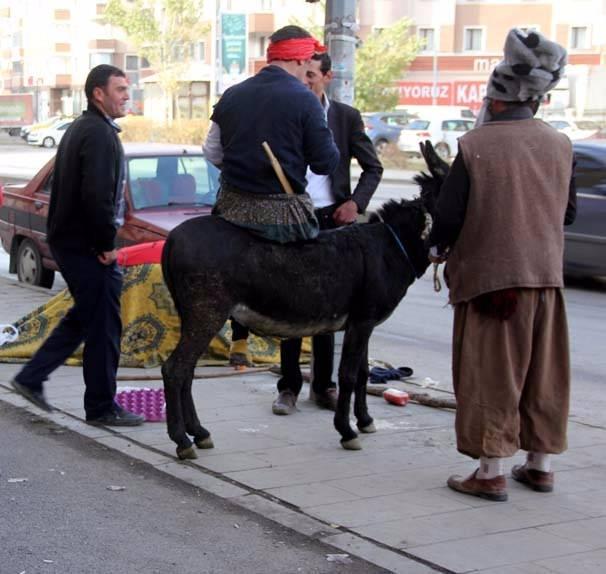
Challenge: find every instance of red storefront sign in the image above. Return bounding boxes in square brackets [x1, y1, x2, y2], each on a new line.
[397, 81, 488, 110]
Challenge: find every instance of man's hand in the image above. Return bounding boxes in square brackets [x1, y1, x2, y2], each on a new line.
[98, 250, 118, 265]
[333, 200, 358, 226]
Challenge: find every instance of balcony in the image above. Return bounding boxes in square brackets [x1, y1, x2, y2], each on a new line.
[248, 13, 274, 34]
[89, 39, 117, 51]
[55, 74, 72, 87]
[54, 9, 70, 20]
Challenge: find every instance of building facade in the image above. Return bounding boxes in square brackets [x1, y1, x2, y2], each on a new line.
[1, 0, 604, 122]
[358, 0, 606, 117]
[0, 0, 151, 120]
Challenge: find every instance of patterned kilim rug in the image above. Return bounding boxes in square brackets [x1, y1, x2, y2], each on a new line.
[0, 263, 310, 368]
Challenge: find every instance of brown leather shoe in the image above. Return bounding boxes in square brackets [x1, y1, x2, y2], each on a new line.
[272, 390, 297, 415]
[511, 464, 554, 493]
[447, 469, 508, 502]
[312, 388, 338, 411]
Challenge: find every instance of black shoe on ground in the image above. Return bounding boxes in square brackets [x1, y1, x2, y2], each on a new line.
[10, 379, 53, 412]
[310, 387, 338, 411]
[86, 405, 145, 427]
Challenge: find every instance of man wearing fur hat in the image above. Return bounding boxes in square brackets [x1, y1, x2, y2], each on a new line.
[428, 29, 577, 502]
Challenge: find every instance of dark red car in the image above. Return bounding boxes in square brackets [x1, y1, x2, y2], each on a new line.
[0, 143, 219, 287]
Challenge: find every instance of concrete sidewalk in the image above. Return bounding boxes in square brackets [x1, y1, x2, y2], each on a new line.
[1, 278, 605, 574]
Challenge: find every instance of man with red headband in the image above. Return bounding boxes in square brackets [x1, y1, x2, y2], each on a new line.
[204, 25, 339, 243]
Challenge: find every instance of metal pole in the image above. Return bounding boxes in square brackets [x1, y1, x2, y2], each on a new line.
[431, 47, 438, 106]
[324, 0, 357, 105]
[213, 0, 222, 102]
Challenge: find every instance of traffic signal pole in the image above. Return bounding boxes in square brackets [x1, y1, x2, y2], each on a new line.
[324, 0, 357, 105]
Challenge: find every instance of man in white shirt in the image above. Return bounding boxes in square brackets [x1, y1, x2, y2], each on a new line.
[273, 52, 383, 415]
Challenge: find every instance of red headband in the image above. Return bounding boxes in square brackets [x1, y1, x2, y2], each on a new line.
[266, 37, 327, 63]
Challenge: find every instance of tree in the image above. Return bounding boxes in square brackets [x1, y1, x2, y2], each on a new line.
[103, 0, 209, 122]
[355, 18, 421, 112]
[288, 0, 325, 40]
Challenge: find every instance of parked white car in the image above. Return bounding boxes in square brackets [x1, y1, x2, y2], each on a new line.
[398, 117, 476, 160]
[545, 119, 598, 141]
[26, 119, 73, 148]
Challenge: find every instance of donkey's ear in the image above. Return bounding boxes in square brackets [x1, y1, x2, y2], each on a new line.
[419, 140, 450, 183]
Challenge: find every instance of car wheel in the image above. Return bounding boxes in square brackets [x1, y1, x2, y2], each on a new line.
[42, 136, 56, 148]
[435, 143, 450, 160]
[17, 239, 55, 288]
[374, 139, 389, 155]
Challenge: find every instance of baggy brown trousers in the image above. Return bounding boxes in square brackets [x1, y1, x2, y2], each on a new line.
[452, 288, 570, 459]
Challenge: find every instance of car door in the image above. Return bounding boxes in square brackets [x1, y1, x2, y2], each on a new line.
[564, 146, 606, 275]
[31, 169, 55, 266]
[441, 120, 474, 155]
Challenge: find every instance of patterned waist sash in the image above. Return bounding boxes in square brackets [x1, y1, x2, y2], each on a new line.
[213, 183, 319, 243]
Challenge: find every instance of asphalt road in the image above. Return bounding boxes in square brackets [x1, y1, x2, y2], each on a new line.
[0, 402, 388, 574]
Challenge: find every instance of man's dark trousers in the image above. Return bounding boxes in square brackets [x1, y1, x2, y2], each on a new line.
[14, 245, 122, 419]
[278, 206, 339, 397]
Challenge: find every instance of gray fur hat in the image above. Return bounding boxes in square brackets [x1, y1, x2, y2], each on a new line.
[486, 28, 567, 102]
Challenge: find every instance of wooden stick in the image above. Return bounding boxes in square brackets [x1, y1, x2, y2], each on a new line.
[116, 366, 273, 382]
[366, 384, 457, 410]
[262, 141, 295, 195]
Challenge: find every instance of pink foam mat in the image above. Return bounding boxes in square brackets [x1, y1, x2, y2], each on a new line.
[115, 388, 165, 422]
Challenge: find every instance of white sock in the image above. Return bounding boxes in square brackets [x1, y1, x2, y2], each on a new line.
[527, 452, 551, 473]
[477, 457, 505, 479]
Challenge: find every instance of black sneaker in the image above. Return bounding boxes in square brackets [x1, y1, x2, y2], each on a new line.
[10, 379, 53, 412]
[86, 406, 145, 427]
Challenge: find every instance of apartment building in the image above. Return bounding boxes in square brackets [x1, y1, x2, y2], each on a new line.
[359, 0, 606, 116]
[1, 1, 603, 122]
[0, 0, 324, 122]
[0, 0, 149, 119]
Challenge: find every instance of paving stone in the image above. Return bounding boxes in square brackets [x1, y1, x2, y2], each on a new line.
[538, 516, 606, 549]
[409, 529, 592, 572]
[533, 549, 606, 574]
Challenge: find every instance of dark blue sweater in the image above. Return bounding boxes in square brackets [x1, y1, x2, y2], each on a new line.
[211, 65, 340, 195]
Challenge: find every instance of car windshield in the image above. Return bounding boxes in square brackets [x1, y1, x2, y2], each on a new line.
[127, 155, 220, 209]
[405, 119, 430, 130]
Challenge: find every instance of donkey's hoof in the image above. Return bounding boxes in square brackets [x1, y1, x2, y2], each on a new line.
[195, 436, 214, 450]
[176, 445, 198, 460]
[359, 422, 377, 434]
[341, 437, 363, 451]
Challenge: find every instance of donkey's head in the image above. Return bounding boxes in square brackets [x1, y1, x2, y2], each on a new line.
[414, 140, 450, 217]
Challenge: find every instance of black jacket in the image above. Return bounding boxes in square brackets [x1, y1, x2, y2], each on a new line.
[47, 105, 124, 255]
[327, 100, 383, 213]
[212, 65, 339, 195]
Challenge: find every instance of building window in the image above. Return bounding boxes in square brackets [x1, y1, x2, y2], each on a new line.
[257, 35, 267, 58]
[125, 54, 139, 70]
[190, 42, 205, 61]
[570, 26, 588, 49]
[177, 81, 209, 119]
[418, 28, 435, 52]
[90, 52, 113, 67]
[463, 28, 483, 51]
[140, 57, 151, 68]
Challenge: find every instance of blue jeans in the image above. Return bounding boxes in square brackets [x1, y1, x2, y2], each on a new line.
[15, 246, 123, 419]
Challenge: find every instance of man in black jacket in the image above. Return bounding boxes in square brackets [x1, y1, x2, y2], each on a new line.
[272, 52, 383, 415]
[10, 65, 144, 426]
